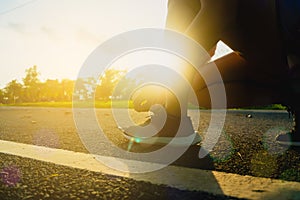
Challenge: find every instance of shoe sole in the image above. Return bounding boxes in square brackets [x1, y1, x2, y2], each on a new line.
[118, 126, 201, 146]
[276, 140, 300, 147]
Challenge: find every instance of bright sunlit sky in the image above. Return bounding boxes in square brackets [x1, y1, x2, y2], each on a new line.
[0, 0, 231, 88]
[0, 0, 169, 88]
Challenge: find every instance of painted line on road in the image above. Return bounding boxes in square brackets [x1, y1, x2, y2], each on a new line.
[0, 139, 299, 199]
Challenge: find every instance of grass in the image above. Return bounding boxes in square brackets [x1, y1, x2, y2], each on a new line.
[0, 101, 287, 110]
[237, 104, 287, 110]
[0, 100, 134, 109]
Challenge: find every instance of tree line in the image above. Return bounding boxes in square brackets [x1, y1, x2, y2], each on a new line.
[0, 66, 138, 104]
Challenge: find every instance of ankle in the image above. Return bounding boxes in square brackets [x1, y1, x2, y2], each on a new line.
[165, 98, 182, 117]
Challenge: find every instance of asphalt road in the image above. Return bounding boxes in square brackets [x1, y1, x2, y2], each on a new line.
[0, 107, 299, 199]
[0, 152, 246, 200]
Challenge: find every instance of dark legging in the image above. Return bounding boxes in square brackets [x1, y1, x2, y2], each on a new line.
[166, 0, 289, 84]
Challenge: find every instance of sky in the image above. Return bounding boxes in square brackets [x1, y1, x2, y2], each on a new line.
[0, 0, 232, 89]
[0, 0, 168, 88]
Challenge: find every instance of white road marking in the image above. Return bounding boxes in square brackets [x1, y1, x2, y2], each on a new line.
[0, 139, 299, 199]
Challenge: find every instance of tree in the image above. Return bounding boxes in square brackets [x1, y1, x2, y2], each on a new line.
[4, 79, 23, 104]
[95, 69, 124, 100]
[22, 65, 41, 102]
[61, 79, 75, 101]
[113, 76, 138, 99]
[39, 79, 60, 101]
[0, 89, 4, 104]
[38, 79, 75, 102]
[23, 65, 39, 86]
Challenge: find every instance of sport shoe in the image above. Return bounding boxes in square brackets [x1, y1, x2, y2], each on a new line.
[121, 106, 201, 146]
[276, 108, 300, 146]
[276, 132, 300, 146]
